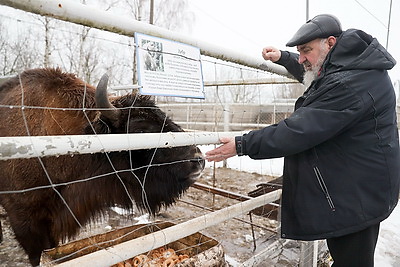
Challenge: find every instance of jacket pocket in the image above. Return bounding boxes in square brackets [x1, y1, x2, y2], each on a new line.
[313, 166, 336, 212]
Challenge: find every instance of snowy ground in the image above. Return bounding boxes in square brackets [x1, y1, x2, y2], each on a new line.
[201, 145, 400, 266]
[375, 205, 400, 266]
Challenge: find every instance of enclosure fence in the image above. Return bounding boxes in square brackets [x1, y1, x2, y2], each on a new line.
[0, 0, 330, 266]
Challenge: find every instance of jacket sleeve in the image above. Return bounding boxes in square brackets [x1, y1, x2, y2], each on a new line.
[238, 80, 364, 159]
[275, 51, 305, 83]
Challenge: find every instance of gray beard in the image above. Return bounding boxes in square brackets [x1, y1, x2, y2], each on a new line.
[302, 41, 330, 89]
[303, 68, 319, 88]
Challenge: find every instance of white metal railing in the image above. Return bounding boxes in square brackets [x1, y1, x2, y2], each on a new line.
[0, 131, 244, 160]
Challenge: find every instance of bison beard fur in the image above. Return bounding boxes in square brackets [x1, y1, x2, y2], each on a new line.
[0, 68, 204, 266]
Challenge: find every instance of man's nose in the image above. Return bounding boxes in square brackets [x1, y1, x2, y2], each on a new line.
[298, 54, 306, 64]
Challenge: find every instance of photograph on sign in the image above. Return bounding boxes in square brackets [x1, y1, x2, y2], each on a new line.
[135, 33, 205, 99]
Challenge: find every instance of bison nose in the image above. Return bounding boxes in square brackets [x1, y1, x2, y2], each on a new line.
[190, 154, 205, 170]
[195, 155, 205, 170]
[194, 147, 205, 170]
[188, 156, 204, 182]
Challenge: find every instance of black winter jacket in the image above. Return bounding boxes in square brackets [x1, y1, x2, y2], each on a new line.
[238, 29, 400, 240]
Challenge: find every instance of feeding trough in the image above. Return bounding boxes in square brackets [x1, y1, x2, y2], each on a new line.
[40, 221, 225, 266]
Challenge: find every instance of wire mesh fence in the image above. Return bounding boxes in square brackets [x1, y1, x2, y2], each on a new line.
[0, 2, 338, 267]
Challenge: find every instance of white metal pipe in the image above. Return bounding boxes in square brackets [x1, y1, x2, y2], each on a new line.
[55, 189, 282, 267]
[157, 102, 295, 107]
[0, 0, 291, 78]
[110, 85, 141, 90]
[0, 131, 243, 160]
[171, 121, 271, 128]
[109, 77, 299, 92]
[204, 77, 299, 87]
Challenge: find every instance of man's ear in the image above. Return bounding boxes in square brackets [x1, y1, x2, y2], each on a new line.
[327, 36, 337, 49]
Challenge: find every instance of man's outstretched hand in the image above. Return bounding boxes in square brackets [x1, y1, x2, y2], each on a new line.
[205, 137, 237, 162]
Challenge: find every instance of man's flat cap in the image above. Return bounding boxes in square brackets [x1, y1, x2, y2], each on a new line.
[286, 14, 342, 47]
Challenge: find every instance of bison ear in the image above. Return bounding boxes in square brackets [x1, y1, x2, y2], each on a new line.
[95, 74, 121, 126]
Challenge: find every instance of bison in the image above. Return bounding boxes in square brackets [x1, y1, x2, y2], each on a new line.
[0, 68, 204, 266]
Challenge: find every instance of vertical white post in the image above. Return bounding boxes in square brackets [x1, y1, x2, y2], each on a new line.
[299, 241, 318, 267]
[224, 103, 230, 132]
[223, 103, 230, 168]
[186, 105, 190, 129]
[313, 240, 318, 267]
[273, 103, 277, 124]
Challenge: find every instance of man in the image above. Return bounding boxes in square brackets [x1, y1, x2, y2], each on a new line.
[206, 14, 399, 266]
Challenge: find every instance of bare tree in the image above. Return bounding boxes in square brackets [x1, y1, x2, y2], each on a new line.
[0, 0, 194, 87]
[209, 65, 261, 104]
[109, 0, 194, 84]
[43, 17, 52, 67]
[119, 0, 195, 29]
[154, 0, 194, 32]
[59, 24, 101, 84]
[0, 24, 40, 75]
[228, 70, 260, 103]
[33, 15, 55, 68]
[274, 83, 305, 99]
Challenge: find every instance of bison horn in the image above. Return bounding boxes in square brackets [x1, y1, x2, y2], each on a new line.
[95, 73, 121, 122]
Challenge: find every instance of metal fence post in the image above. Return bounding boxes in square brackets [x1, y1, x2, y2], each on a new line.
[299, 241, 318, 267]
[223, 103, 230, 132]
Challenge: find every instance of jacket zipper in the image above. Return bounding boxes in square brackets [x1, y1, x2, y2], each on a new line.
[313, 166, 336, 212]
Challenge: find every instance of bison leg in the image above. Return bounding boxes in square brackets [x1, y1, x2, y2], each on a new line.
[8, 215, 57, 266]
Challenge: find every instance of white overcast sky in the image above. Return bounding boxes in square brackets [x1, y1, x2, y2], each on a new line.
[188, 0, 400, 83]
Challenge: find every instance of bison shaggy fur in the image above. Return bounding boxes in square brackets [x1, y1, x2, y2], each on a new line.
[0, 68, 204, 266]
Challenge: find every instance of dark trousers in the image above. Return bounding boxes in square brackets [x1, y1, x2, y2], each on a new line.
[326, 223, 380, 267]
